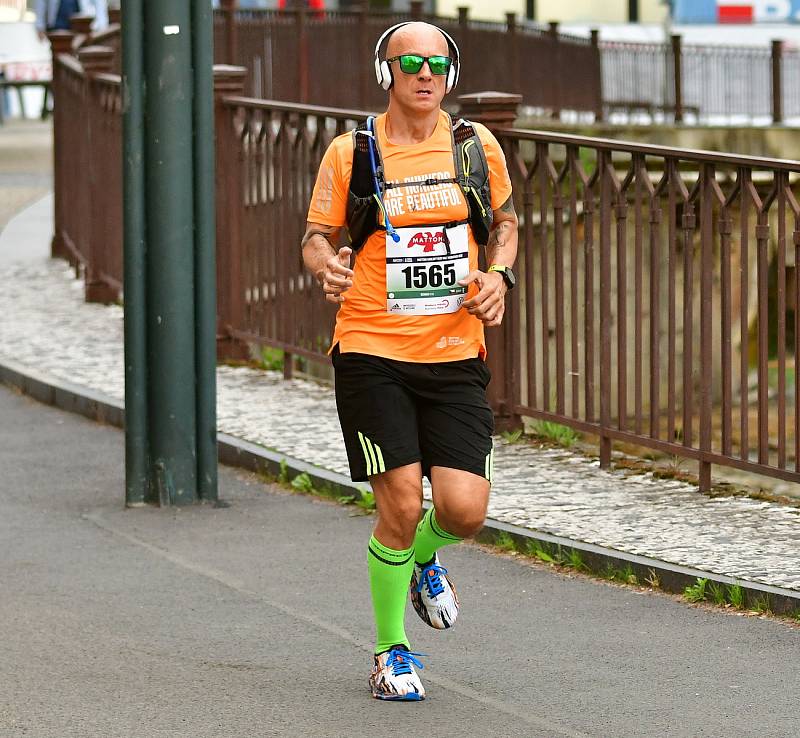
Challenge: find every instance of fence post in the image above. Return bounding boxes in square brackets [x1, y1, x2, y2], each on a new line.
[220, 0, 238, 65]
[213, 65, 250, 361]
[598, 149, 612, 468]
[506, 13, 520, 95]
[548, 21, 561, 119]
[671, 33, 683, 123]
[457, 91, 523, 431]
[457, 6, 469, 81]
[772, 39, 783, 125]
[48, 30, 75, 263]
[591, 28, 604, 122]
[78, 45, 117, 303]
[69, 13, 94, 41]
[357, 1, 369, 110]
[699, 163, 714, 491]
[410, 1, 423, 20]
[297, 7, 309, 103]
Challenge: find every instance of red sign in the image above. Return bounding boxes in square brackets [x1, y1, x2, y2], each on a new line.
[407, 231, 443, 253]
[718, 3, 754, 22]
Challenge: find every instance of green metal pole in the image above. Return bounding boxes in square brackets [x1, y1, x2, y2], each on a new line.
[121, 0, 150, 505]
[192, 0, 219, 502]
[145, 0, 198, 505]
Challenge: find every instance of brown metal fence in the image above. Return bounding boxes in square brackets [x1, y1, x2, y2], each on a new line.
[83, 7, 800, 125]
[50, 41, 122, 302]
[50, 45, 800, 491]
[498, 128, 800, 489]
[213, 3, 602, 116]
[213, 94, 800, 490]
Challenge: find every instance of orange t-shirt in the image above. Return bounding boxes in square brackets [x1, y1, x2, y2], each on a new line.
[306, 110, 512, 363]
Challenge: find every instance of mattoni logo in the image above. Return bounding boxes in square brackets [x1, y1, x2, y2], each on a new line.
[407, 231, 444, 253]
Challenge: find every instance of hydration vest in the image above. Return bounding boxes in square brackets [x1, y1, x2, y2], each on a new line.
[345, 116, 494, 252]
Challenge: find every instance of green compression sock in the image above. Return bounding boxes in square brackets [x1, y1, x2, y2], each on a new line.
[367, 535, 415, 654]
[413, 507, 462, 565]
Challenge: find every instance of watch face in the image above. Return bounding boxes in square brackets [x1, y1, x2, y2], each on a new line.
[504, 267, 516, 288]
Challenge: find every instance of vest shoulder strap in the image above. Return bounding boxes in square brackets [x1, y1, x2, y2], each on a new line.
[350, 118, 379, 199]
[450, 117, 489, 189]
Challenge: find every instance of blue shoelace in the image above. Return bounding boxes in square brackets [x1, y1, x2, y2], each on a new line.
[416, 563, 448, 598]
[387, 649, 426, 676]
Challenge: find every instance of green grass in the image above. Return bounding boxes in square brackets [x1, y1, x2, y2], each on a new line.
[727, 584, 745, 609]
[290, 472, 314, 493]
[708, 581, 727, 606]
[354, 491, 376, 512]
[261, 346, 285, 372]
[525, 538, 557, 563]
[494, 531, 518, 552]
[601, 563, 639, 585]
[683, 578, 754, 610]
[278, 459, 289, 484]
[684, 577, 709, 603]
[565, 548, 587, 571]
[501, 428, 524, 444]
[529, 420, 579, 448]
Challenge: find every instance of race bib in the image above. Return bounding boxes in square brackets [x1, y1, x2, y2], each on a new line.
[386, 224, 469, 315]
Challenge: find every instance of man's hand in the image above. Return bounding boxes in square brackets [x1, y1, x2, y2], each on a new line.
[318, 246, 353, 304]
[459, 269, 506, 327]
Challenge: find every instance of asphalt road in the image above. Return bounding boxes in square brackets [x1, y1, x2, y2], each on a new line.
[1, 384, 799, 737]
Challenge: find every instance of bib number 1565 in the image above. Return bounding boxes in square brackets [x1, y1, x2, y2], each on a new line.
[400, 263, 457, 289]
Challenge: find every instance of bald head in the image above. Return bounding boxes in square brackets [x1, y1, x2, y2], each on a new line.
[385, 22, 450, 58]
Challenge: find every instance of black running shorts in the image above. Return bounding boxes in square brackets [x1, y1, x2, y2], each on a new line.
[332, 346, 495, 483]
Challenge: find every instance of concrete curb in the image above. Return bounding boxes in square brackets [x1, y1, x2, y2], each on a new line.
[2, 356, 799, 615]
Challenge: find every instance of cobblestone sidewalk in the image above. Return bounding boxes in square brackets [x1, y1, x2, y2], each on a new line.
[2, 244, 800, 593]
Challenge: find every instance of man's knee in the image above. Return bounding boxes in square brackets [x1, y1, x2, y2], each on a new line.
[435, 499, 486, 539]
[383, 490, 423, 523]
[371, 465, 424, 547]
[429, 466, 489, 538]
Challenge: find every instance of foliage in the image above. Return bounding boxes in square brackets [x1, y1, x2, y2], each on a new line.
[727, 584, 745, 609]
[708, 581, 727, 606]
[501, 428, 524, 444]
[494, 531, 518, 552]
[684, 577, 709, 603]
[354, 491, 376, 512]
[290, 472, 314, 493]
[529, 420, 579, 448]
[261, 346, 285, 372]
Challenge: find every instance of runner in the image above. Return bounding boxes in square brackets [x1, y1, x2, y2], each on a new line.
[302, 20, 518, 701]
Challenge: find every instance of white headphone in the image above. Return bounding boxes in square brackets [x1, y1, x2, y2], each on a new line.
[373, 22, 460, 94]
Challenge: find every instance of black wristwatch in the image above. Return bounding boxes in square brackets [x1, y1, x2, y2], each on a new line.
[487, 264, 516, 290]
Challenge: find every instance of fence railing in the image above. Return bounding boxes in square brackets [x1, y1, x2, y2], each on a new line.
[212, 1, 602, 118]
[600, 35, 799, 124]
[50, 37, 122, 302]
[51, 45, 800, 491]
[497, 127, 799, 489]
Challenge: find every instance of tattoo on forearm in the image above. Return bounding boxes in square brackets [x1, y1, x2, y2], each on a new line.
[487, 220, 514, 250]
[301, 228, 336, 249]
[499, 195, 516, 215]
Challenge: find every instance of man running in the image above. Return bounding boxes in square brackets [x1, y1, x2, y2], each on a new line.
[302, 21, 518, 701]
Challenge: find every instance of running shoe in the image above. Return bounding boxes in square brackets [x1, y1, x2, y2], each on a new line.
[409, 554, 459, 630]
[369, 646, 426, 701]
